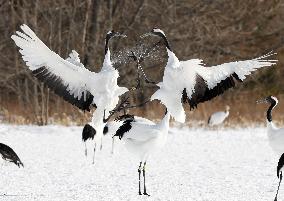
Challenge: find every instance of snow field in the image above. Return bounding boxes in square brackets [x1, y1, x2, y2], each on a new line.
[0, 125, 279, 201]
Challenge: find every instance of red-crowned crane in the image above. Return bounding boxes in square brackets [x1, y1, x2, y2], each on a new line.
[141, 28, 277, 123]
[208, 105, 230, 126]
[113, 110, 167, 196]
[257, 96, 283, 156]
[257, 96, 284, 201]
[12, 25, 128, 159]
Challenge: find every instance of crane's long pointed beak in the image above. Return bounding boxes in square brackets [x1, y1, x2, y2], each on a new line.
[256, 97, 268, 104]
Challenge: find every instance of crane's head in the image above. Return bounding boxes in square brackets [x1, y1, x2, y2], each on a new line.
[140, 28, 172, 51]
[256, 95, 278, 105]
[225, 105, 230, 112]
[105, 30, 127, 55]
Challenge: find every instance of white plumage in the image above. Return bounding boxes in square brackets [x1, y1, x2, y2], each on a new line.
[113, 112, 169, 195]
[12, 24, 128, 151]
[115, 114, 163, 160]
[105, 116, 156, 154]
[208, 106, 230, 126]
[257, 96, 284, 201]
[103, 120, 123, 154]
[267, 123, 284, 157]
[11, 24, 128, 113]
[82, 114, 154, 158]
[257, 96, 284, 156]
[81, 119, 123, 163]
[143, 28, 277, 123]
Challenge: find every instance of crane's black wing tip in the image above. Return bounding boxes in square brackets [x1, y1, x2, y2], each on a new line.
[82, 124, 96, 142]
[185, 73, 242, 109]
[32, 67, 96, 112]
[17, 161, 24, 168]
[0, 143, 24, 168]
[103, 125, 109, 135]
[113, 116, 134, 140]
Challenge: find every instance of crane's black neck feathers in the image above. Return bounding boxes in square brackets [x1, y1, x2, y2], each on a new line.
[105, 31, 115, 55]
[267, 98, 277, 122]
[155, 32, 172, 51]
[105, 35, 111, 55]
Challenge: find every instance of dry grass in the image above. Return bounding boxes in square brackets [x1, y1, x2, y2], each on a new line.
[1, 91, 284, 128]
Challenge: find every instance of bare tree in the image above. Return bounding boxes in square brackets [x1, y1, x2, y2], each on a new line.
[0, 0, 283, 124]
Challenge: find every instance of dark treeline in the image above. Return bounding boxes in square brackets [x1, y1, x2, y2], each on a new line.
[0, 0, 283, 124]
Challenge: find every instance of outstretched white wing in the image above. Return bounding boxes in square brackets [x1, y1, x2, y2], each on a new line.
[12, 24, 126, 112]
[194, 52, 277, 89]
[151, 52, 277, 123]
[65, 50, 85, 68]
[188, 52, 277, 107]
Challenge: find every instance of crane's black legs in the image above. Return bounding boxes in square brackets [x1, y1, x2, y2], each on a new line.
[275, 172, 283, 201]
[138, 161, 150, 196]
[138, 162, 142, 195]
[92, 143, 96, 164]
[143, 161, 150, 196]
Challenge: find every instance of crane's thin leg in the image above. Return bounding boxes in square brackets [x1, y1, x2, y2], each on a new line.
[84, 142, 87, 157]
[100, 137, 103, 150]
[138, 162, 142, 195]
[275, 172, 282, 201]
[111, 137, 115, 154]
[143, 161, 150, 196]
[92, 143, 96, 165]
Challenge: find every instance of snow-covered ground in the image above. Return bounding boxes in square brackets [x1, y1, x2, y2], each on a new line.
[0, 125, 280, 201]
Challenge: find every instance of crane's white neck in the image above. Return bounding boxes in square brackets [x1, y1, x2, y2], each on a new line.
[225, 110, 229, 117]
[158, 111, 171, 132]
[102, 48, 113, 71]
[91, 108, 105, 125]
[166, 48, 180, 69]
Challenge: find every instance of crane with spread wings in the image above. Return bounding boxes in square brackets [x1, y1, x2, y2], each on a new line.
[141, 28, 277, 123]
